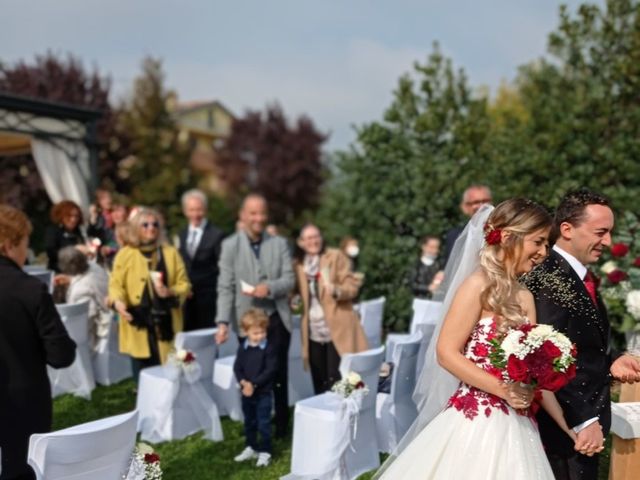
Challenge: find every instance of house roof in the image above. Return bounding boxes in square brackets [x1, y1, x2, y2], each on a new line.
[175, 99, 235, 119]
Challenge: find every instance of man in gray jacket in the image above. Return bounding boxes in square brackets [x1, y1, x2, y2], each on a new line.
[215, 193, 295, 437]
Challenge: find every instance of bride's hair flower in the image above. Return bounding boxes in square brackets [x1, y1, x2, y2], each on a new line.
[484, 223, 502, 246]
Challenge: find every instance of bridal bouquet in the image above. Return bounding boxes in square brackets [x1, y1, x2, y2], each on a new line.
[124, 442, 163, 480]
[489, 324, 577, 392]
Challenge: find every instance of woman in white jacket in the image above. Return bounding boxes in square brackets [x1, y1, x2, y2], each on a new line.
[58, 246, 112, 351]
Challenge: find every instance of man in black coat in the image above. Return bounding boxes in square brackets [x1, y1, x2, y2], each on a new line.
[524, 189, 640, 480]
[443, 184, 492, 266]
[178, 189, 225, 331]
[0, 205, 76, 480]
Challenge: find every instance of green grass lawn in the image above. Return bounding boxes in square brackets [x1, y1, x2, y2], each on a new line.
[52, 380, 609, 479]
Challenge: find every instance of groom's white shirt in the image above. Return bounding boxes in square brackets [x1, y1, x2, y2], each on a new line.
[552, 245, 599, 433]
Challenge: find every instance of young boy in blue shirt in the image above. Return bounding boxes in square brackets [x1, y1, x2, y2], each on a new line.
[233, 308, 278, 467]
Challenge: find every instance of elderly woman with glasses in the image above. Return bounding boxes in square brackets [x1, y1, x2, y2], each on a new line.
[108, 207, 191, 380]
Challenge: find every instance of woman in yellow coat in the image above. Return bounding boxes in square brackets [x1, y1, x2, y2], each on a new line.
[293, 223, 369, 394]
[109, 207, 190, 380]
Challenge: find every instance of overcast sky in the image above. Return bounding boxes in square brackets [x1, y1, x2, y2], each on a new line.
[0, 1, 597, 150]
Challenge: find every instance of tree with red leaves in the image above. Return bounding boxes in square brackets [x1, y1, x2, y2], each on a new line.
[217, 104, 327, 226]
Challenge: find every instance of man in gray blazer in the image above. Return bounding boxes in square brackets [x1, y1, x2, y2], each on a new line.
[215, 193, 295, 437]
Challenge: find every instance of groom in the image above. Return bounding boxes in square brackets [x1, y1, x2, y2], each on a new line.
[525, 189, 640, 480]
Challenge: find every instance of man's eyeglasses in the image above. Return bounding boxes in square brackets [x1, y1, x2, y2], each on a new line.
[141, 222, 160, 229]
[464, 198, 491, 207]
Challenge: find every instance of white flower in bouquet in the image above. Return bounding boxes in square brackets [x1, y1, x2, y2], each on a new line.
[626, 290, 640, 320]
[601, 260, 618, 274]
[346, 372, 362, 386]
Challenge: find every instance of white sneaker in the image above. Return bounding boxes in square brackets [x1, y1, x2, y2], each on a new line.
[256, 452, 271, 467]
[234, 446, 257, 462]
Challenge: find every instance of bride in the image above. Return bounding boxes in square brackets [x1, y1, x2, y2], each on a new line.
[378, 198, 576, 479]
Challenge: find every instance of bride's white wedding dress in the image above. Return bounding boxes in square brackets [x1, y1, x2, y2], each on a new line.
[380, 317, 555, 479]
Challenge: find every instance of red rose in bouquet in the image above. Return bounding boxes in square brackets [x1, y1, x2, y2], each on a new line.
[607, 269, 628, 284]
[611, 243, 630, 257]
[506, 356, 529, 382]
[489, 324, 577, 393]
[634, 256, 640, 268]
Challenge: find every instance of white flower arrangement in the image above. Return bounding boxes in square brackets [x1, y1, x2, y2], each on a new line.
[331, 371, 369, 398]
[626, 290, 640, 321]
[165, 349, 200, 383]
[123, 442, 162, 480]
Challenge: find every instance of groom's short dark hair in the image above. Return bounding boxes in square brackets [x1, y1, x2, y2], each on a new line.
[552, 188, 610, 241]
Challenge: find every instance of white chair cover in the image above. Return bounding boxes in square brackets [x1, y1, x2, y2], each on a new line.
[176, 328, 217, 399]
[287, 346, 385, 480]
[216, 329, 239, 358]
[212, 355, 244, 421]
[414, 323, 436, 378]
[48, 301, 95, 399]
[136, 330, 223, 443]
[26, 269, 54, 294]
[409, 298, 443, 333]
[359, 297, 386, 348]
[289, 315, 315, 405]
[376, 335, 421, 453]
[92, 316, 132, 385]
[27, 410, 138, 480]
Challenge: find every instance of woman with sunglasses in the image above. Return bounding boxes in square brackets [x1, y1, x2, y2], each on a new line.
[108, 207, 191, 380]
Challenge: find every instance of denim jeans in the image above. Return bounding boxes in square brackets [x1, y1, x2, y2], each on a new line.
[242, 392, 273, 453]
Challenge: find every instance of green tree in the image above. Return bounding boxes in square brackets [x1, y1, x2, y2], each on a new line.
[318, 46, 492, 331]
[117, 57, 233, 233]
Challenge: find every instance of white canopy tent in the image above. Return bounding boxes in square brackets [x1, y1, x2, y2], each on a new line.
[0, 93, 101, 212]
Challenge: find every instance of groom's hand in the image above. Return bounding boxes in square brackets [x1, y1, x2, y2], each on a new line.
[611, 354, 640, 383]
[574, 421, 604, 456]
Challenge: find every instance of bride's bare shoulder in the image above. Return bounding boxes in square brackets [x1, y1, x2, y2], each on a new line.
[458, 269, 489, 291]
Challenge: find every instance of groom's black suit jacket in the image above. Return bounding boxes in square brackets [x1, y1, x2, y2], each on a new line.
[524, 250, 614, 457]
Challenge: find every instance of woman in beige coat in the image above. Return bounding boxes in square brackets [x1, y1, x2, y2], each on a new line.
[293, 224, 368, 394]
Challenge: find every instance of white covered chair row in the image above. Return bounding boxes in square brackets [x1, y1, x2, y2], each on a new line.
[27, 410, 138, 480]
[48, 301, 132, 398]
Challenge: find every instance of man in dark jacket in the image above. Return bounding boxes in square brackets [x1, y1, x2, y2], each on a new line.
[0, 205, 76, 479]
[409, 235, 443, 298]
[524, 189, 640, 480]
[178, 189, 225, 331]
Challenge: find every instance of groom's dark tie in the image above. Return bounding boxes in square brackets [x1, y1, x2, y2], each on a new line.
[583, 270, 598, 305]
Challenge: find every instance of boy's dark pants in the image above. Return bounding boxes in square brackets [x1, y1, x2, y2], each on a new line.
[242, 392, 272, 454]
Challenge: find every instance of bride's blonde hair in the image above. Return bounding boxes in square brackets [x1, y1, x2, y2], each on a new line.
[479, 198, 551, 333]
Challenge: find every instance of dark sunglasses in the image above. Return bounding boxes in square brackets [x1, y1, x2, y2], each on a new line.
[141, 222, 160, 229]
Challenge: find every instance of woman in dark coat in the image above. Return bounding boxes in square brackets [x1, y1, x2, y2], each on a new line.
[0, 205, 76, 479]
[44, 200, 85, 272]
